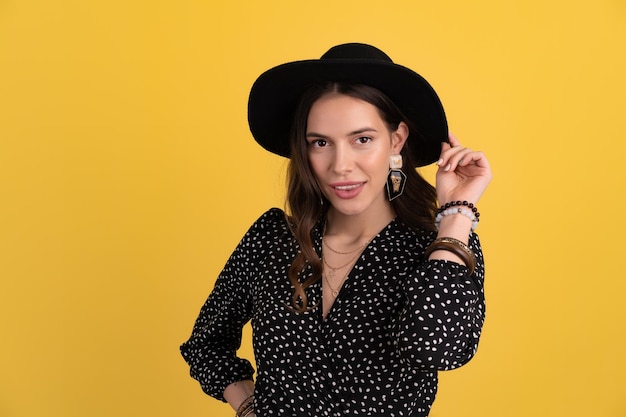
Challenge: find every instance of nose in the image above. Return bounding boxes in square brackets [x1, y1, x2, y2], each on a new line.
[331, 143, 354, 175]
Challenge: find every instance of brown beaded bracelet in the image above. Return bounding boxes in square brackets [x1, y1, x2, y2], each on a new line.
[424, 237, 476, 275]
[437, 200, 480, 220]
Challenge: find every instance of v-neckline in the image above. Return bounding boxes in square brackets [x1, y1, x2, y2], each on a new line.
[314, 216, 398, 322]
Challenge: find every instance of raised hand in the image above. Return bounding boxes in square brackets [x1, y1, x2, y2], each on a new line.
[435, 133, 492, 206]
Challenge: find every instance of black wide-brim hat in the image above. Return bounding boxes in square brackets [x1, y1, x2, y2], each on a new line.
[248, 43, 448, 167]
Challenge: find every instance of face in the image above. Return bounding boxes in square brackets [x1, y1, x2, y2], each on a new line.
[306, 93, 407, 218]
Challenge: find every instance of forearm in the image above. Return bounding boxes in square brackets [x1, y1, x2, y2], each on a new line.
[399, 233, 486, 369]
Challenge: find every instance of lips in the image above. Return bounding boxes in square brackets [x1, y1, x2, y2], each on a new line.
[334, 184, 361, 190]
[328, 181, 365, 199]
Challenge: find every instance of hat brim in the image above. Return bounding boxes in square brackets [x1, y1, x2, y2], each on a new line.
[248, 58, 448, 167]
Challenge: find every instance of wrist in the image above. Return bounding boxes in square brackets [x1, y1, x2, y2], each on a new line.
[236, 394, 255, 417]
[435, 200, 480, 233]
[224, 380, 255, 414]
[425, 237, 476, 274]
[436, 211, 473, 237]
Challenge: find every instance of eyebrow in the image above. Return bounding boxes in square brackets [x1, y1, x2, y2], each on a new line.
[306, 127, 379, 139]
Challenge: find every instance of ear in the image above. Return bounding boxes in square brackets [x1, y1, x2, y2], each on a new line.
[390, 121, 409, 154]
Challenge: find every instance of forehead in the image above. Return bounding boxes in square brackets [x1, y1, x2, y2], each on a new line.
[306, 93, 386, 134]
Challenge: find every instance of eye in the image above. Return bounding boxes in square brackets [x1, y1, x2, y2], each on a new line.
[310, 139, 327, 147]
[356, 136, 372, 144]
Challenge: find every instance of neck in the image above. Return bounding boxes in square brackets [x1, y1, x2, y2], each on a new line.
[325, 204, 396, 241]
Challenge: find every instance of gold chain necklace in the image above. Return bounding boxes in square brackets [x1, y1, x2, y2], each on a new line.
[322, 236, 368, 255]
[322, 244, 369, 298]
[323, 273, 343, 298]
[320, 223, 377, 298]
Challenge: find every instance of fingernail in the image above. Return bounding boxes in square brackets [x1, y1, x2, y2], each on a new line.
[444, 163, 451, 171]
[437, 158, 443, 166]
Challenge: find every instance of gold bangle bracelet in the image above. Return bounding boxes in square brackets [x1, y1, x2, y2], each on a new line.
[239, 406, 255, 417]
[236, 395, 254, 417]
[424, 237, 476, 275]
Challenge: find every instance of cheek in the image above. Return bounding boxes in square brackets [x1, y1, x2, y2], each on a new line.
[364, 152, 391, 176]
[307, 155, 326, 179]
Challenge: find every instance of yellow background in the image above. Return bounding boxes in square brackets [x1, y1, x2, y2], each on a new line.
[1, 1, 625, 416]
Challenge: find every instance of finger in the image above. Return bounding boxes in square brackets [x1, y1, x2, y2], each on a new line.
[439, 144, 471, 169]
[448, 132, 461, 147]
[437, 133, 464, 165]
[437, 141, 451, 166]
[439, 142, 467, 161]
[454, 151, 493, 183]
[458, 150, 489, 167]
[465, 151, 493, 179]
[443, 147, 474, 171]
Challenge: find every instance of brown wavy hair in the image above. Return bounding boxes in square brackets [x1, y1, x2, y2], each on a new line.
[284, 82, 438, 313]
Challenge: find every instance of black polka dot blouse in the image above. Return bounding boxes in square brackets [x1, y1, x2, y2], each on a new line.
[180, 208, 485, 417]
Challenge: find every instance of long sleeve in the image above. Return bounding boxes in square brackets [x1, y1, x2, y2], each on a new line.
[181, 213, 486, 416]
[395, 233, 485, 370]
[180, 208, 285, 401]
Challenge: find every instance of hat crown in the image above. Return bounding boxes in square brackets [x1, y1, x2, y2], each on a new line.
[320, 43, 393, 63]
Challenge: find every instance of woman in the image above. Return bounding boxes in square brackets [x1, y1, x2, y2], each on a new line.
[181, 43, 492, 417]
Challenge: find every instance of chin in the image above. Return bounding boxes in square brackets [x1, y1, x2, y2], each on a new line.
[328, 200, 371, 217]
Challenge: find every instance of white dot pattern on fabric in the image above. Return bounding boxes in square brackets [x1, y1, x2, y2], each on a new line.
[181, 208, 485, 417]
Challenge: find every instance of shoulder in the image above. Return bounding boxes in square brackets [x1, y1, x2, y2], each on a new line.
[242, 207, 292, 242]
[389, 218, 436, 250]
[229, 208, 293, 262]
[252, 207, 290, 229]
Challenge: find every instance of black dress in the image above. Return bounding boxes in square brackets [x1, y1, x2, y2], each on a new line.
[181, 208, 485, 417]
